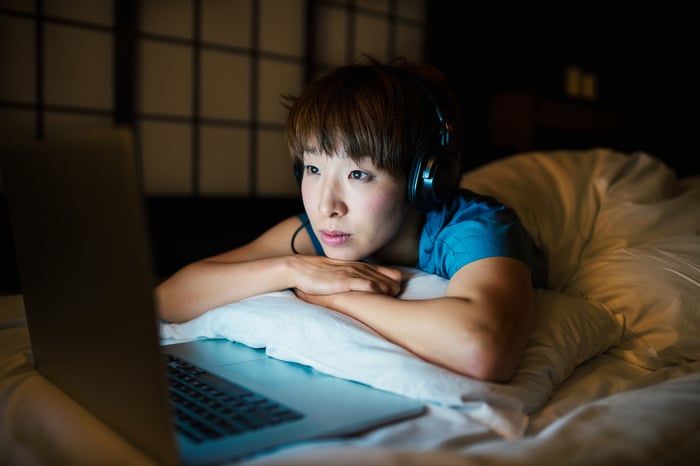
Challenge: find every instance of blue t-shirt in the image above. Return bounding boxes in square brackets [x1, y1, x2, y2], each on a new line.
[296, 189, 546, 288]
[419, 189, 545, 287]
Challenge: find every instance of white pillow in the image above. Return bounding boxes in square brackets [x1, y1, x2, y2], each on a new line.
[161, 267, 621, 438]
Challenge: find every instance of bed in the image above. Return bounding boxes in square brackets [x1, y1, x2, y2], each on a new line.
[2, 147, 699, 465]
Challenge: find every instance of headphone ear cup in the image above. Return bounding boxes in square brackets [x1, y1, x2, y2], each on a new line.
[407, 150, 428, 209]
[407, 148, 461, 211]
[293, 160, 303, 186]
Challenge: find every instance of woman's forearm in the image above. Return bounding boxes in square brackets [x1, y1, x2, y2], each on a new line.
[324, 291, 533, 382]
[155, 256, 294, 323]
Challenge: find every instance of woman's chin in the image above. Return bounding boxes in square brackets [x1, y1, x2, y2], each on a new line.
[324, 249, 367, 262]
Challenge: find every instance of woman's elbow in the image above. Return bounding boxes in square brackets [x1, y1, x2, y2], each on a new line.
[448, 333, 526, 383]
[466, 349, 521, 383]
[154, 283, 190, 323]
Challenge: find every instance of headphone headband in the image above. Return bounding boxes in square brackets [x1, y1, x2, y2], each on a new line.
[383, 66, 462, 211]
[383, 66, 452, 148]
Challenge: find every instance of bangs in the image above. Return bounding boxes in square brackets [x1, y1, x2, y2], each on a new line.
[286, 67, 409, 177]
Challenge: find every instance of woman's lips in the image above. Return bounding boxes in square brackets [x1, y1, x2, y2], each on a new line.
[319, 230, 351, 247]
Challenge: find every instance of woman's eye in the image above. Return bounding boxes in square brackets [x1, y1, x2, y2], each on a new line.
[350, 170, 372, 181]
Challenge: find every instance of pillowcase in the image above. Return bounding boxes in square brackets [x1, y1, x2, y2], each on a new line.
[161, 267, 621, 438]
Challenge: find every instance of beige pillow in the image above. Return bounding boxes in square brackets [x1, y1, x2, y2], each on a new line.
[463, 149, 700, 369]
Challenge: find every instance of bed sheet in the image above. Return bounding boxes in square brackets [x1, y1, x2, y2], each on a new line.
[3, 292, 698, 466]
[247, 359, 700, 466]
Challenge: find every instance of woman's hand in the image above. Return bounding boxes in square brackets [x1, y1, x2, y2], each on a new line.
[293, 289, 336, 308]
[289, 255, 403, 297]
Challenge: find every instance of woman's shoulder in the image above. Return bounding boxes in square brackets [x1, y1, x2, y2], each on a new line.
[426, 189, 517, 227]
[455, 188, 513, 211]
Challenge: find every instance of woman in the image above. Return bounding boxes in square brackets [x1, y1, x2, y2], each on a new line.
[156, 56, 545, 382]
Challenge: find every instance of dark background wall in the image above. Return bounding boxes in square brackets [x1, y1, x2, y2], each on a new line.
[3, 4, 697, 294]
[424, 5, 697, 177]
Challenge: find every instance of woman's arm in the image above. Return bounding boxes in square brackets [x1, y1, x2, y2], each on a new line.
[155, 216, 402, 323]
[295, 256, 535, 382]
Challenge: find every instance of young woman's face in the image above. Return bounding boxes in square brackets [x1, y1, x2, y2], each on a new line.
[300, 149, 409, 261]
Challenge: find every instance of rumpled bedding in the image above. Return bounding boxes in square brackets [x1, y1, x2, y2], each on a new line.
[461, 149, 700, 370]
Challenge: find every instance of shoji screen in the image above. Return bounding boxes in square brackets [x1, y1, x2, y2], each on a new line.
[0, 0, 426, 196]
[0, 0, 115, 143]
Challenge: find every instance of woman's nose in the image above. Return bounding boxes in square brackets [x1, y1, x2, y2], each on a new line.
[317, 181, 347, 218]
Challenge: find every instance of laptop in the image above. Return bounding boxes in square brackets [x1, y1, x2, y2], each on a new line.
[0, 127, 425, 465]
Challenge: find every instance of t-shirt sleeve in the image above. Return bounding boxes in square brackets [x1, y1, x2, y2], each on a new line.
[418, 192, 545, 286]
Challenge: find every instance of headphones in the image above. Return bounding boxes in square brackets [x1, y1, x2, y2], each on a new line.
[293, 66, 462, 211]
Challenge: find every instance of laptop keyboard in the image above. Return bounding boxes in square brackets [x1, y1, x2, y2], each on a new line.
[164, 353, 305, 444]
